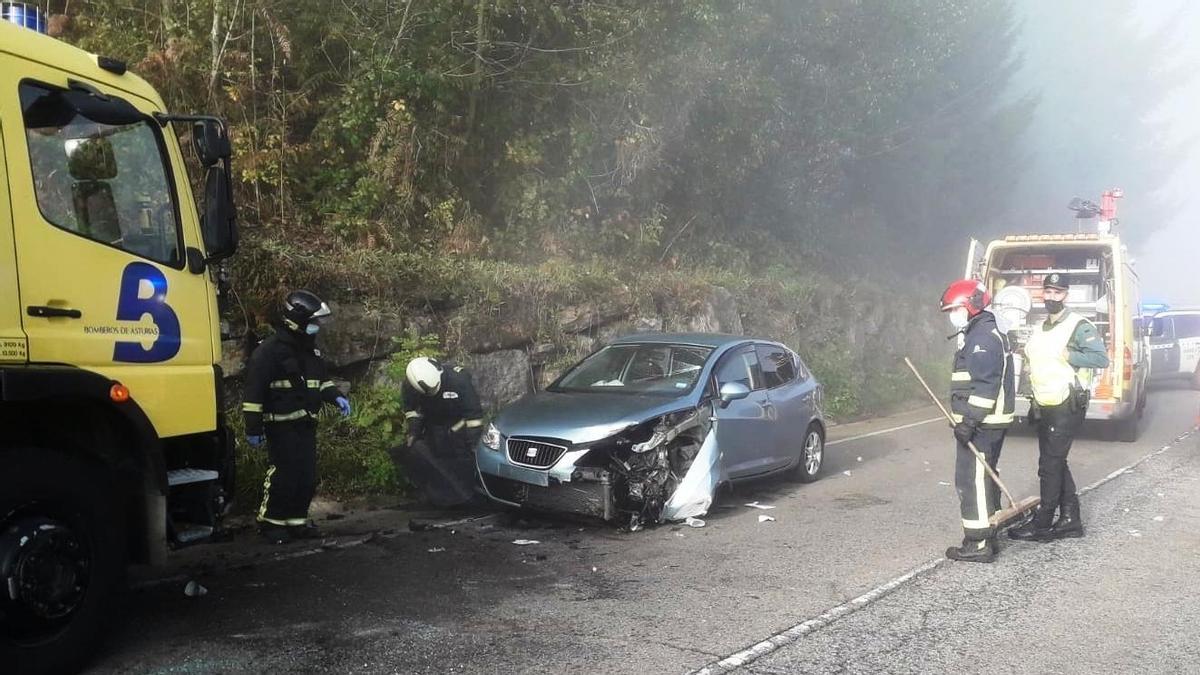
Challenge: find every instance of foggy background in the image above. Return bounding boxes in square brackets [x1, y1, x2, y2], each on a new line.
[1010, 0, 1200, 306]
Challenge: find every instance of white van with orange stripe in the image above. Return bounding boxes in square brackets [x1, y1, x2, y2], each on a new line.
[966, 233, 1148, 441]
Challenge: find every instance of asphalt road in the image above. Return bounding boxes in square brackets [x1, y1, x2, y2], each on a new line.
[88, 385, 1200, 674]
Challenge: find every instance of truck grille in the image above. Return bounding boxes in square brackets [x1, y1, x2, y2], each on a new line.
[507, 438, 567, 469]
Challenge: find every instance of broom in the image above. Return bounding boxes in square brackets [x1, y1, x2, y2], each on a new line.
[904, 358, 1039, 528]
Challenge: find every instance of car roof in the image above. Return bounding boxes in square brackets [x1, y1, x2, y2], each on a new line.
[609, 332, 759, 349]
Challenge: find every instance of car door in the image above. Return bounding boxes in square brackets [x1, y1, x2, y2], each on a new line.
[1175, 315, 1200, 377]
[711, 344, 775, 478]
[1149, 316, 1178, 378]
[755, 343, 816, 471]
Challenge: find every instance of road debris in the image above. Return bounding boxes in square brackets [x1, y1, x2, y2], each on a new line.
[427, 547, 446, 553]
[183, 580, 208, 597]
[857, 456, 863, 462]
[842, 470, 852, 477]
[758, 515, 776, 523]
[744, 502, 776, 510]
[512, 539, 541, 546]
[1153, 516, 1165, 522]
[938, 481, 952, 486]
[1128, 530, 1142, 537]
[685, 517, 706, 528]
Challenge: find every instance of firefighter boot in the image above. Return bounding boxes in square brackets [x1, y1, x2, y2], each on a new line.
[946, 537, 996, 563]
[289, 521, 323, 540]
[1049, 499, 1084, 539]
[1008, 505, 1055, 542]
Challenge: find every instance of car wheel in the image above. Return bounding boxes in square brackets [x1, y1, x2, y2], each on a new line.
[791, 424, 824, 483]
[0, 449, 125, 675]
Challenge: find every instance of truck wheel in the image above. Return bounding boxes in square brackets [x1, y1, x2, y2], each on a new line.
[0, 449, 125, 675]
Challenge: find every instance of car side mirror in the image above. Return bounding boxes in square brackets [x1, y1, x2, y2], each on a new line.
[718, 381, 751, 408]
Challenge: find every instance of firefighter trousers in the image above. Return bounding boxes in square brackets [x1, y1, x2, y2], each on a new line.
[390, 426, 482, 508]
[1036, 401, 1084, 515]
[258, 420, 318, 526]
[955, 426, 1006, 541]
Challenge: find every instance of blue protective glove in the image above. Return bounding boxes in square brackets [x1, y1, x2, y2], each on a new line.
[246, 434, 265, 448]
[335, 396, 352, 417]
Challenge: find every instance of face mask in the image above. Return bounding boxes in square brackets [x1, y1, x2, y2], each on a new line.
[1044, 299, 1065, 315]
[305, 323, 320, 335]
[948, 307, 970, 330]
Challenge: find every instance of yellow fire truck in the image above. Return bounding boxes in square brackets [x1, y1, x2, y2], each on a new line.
[1, 8, 237, 673]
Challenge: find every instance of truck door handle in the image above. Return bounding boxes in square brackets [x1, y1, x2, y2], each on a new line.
[27, 305, 82, 319]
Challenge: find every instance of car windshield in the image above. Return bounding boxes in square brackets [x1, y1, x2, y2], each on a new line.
[551, 344, 713, 396]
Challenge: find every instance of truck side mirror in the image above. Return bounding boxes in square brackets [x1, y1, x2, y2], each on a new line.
[201, 164, 237, 261]
[193, 119, 231, 168]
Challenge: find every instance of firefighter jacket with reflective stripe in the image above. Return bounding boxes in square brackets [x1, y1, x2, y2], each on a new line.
[242, 329, 343, 435]
[1026, 311, 1109, 406]
[402, 365, 484, 431]
[950, 311, 1015, 428]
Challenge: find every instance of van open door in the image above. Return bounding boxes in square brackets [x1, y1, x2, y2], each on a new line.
[964, 238, 981, 280]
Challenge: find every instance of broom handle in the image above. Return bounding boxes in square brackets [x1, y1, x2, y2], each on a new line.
[904, 358, 1018, 509]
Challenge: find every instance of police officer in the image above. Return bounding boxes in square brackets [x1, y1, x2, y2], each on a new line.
[396, 357, 485, 507]
[941, 279, 1016, 563]
[1010, 273, 1108, 542]
[243, 290, 351, 544]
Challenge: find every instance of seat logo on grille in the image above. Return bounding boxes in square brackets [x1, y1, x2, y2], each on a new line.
[526, 448, 539, 458]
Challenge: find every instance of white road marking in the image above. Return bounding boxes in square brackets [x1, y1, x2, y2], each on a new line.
[691, 425, 1198, 675]
[827, 416, 944, 446]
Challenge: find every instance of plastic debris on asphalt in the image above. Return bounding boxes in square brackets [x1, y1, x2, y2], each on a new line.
[1153, 516, 1165, 522]
[512, 539, 540, 545]
[758, 515, 776, 523]
[592, 566, 598, 573]
[842, 470, 852, 477]
[184, 580, 208, 597]
[857, 456, 863, 462]
[428, 547, 446, 553]
[1128, 530, 1142, 537]
[938, 481, 952, 486]
[685, 517, 706, 528]
[744, 502, 776, 510]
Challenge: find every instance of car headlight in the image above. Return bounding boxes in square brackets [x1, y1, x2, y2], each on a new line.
[482, 423, 502, 451]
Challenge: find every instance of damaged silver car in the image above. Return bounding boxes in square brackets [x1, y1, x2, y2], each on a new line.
[475, 333, 826, 528]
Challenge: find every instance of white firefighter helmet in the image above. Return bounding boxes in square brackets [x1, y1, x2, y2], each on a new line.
[406, 357, 443, 395]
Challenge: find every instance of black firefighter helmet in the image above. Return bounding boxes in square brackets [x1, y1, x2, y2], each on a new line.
[281, 289, 331, 334]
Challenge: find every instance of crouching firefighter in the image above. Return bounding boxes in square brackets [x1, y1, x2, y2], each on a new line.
[941, 279, 1015, 563]
[243, 290, 352, 544]
[393, 357, 485, 508]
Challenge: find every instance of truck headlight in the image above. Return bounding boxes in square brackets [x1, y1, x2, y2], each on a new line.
[482, 423, 502, 451]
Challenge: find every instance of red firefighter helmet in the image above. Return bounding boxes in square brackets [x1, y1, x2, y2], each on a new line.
[940, 279, 990, 317]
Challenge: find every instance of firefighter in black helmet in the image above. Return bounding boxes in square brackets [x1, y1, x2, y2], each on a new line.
[243, 290, 351, 544]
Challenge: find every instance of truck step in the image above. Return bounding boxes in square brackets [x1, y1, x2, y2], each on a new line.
[173, 524, 215, 544]
[167, 468, 220, 486]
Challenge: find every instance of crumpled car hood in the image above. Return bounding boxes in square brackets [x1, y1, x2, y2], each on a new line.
[494, 391, 691, 445]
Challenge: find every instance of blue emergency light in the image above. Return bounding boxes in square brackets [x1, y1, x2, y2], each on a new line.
[1141, 301, 1170, 316]
[1, 3, 47, 33]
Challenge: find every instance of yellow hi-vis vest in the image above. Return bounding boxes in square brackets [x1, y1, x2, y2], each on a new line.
[1026, 312, 1094, 406]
